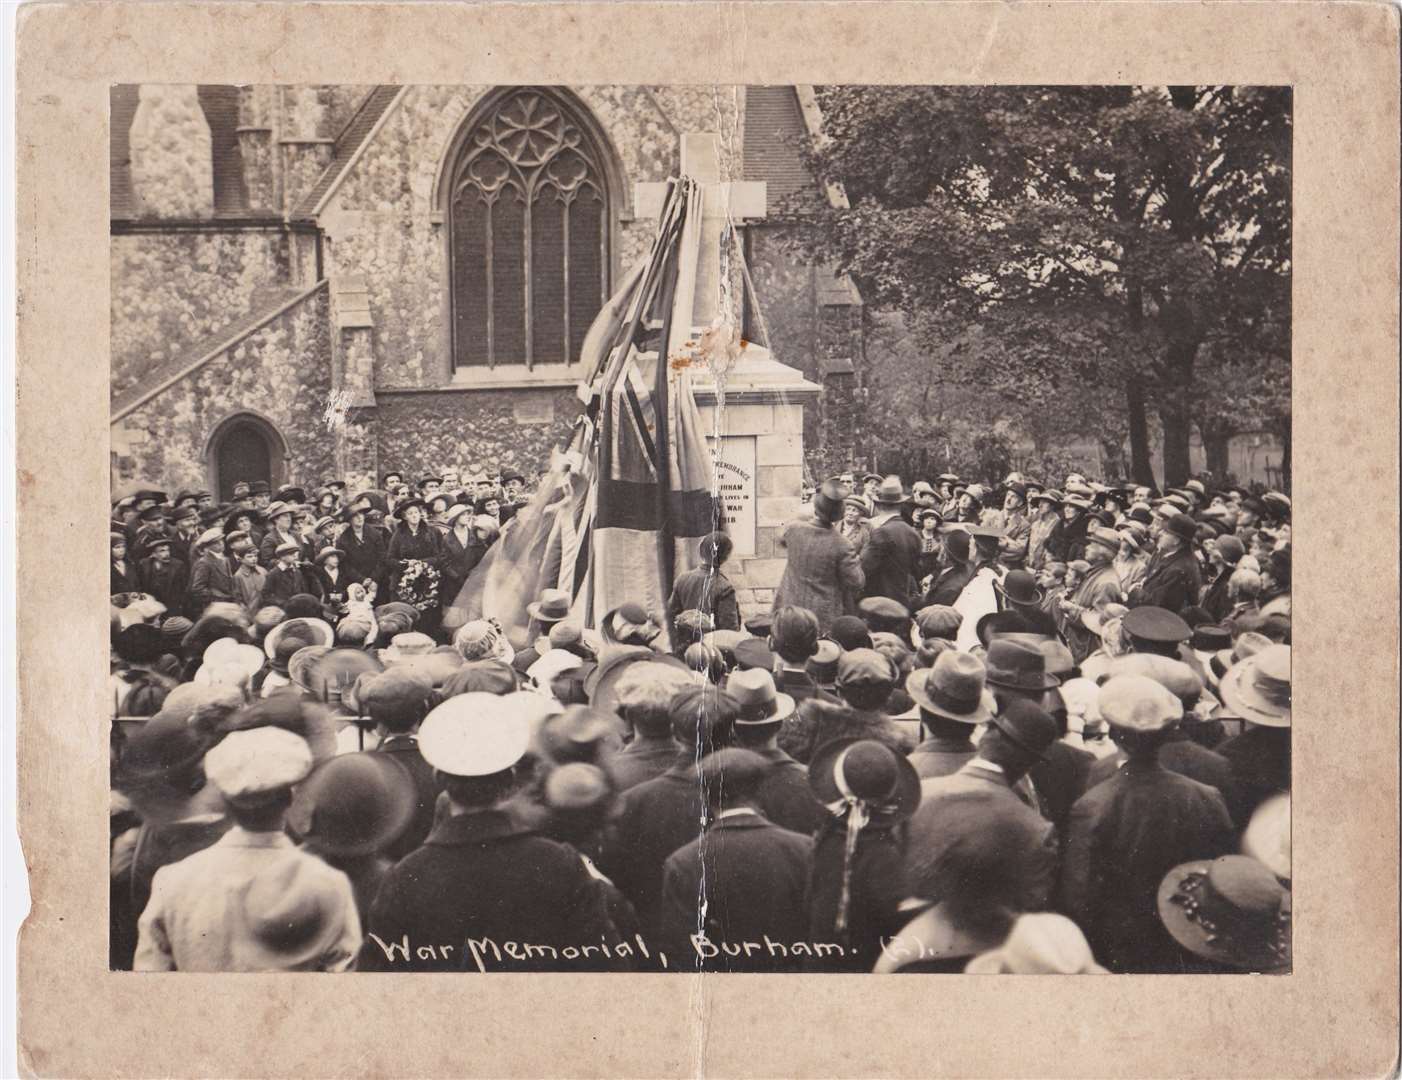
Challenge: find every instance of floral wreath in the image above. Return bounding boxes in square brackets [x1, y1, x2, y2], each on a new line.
[396, 559, 441, 613]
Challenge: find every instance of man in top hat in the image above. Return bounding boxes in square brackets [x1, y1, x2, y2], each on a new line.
[905, 650, 995, 780]
[1129, 510, 1203, 614]
[138, 535, 189, 614]
[134, 727, 360, 971]
[1059, 675, 1235, 973]
[727, 668, 825, 835]
[1057, 524, 1125, 663]
[599, 685, 740, 936]
[860, 476, 922, 606]
[658, 748, 814, 973]
[359, 693, 621, 971]
[773, 479, 865, 631]
[667, 531, 741, 632]
[907, 699, 1060, 911]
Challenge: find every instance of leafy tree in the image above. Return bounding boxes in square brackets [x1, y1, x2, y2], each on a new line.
[788, 85, 1291, 486]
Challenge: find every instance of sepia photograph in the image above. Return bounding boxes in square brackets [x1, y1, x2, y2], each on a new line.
[106, 81, 1292, 976]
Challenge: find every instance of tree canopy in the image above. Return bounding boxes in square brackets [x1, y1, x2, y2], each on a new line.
[790, 85, 1291, 486]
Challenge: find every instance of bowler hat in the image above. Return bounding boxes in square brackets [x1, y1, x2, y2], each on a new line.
[995, 569, 1043, 607]
[984, 699, 1058, 761]
[1162, 510, 1198, 543]
[1157, 855, 1290, 971]
[905, 650, 994, 724]
[808, 738, 920, 819]
[726, 668, 796, 725]
[983, 639, 1059, 691]
[289, 753, 417, 857]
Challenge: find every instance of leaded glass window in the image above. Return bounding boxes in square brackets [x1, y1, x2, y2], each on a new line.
[449, 89, 609, 369]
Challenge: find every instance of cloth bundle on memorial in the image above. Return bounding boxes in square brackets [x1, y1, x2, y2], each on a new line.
[445, 177, 724, 650]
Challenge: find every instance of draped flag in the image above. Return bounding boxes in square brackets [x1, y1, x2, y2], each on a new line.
[445, 179, 719, 652]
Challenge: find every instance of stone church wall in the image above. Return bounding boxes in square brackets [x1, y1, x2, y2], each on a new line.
[114, 287, 333, 492]
[372, 387, 582, 483]
[321, 85, 742, 390]
[111, 228, 293, 397]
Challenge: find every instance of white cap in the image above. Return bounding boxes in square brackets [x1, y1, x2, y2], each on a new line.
[196, 642, 266, 684]
[204, 727, 313, 805]
[1242, 792, 1291, 880]
[419, 693, 532, 777]
[1097, 674, 1183, 733]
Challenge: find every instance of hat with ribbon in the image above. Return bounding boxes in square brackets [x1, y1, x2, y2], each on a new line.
[807, 737, 921, 942]
[1218, 643, 1290, 727]
[1157, 855, 1291, 971]
[905, 650, 994, 724]
[726, 668, 797, 726]
[983, 639, 1059, 692]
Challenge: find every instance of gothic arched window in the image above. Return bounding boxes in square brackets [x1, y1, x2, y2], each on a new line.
[448, 89, 610, 370]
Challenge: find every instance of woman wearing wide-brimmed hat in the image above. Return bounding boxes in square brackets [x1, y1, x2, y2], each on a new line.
[1214, 643, 1291, 824]
[386, 497, 445, 637]
[1156, 854, 1291, 973]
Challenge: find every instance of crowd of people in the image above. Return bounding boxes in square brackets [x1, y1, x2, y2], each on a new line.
[109, 463, 1291, 975]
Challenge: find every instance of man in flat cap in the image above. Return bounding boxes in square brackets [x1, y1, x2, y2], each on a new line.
[1129, 510, 1203, 614]
[1059, 675, 1235, 973]
[134, 727, 360, 971]
[359, 693, 622, 972]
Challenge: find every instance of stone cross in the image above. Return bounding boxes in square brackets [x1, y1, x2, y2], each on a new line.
[634, 132, 767, 330]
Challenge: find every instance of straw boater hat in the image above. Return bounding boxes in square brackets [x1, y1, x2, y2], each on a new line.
[264, 617, 335, 660]
[1157, 855, 1291, 971]
[1218, 643, 1291, 727]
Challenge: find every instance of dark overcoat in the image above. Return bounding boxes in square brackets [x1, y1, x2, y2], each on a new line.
[357, 809, 621, 973]
[659, 813, 813, 972]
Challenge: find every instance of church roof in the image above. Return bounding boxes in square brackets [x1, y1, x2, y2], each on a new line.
[742, 86, 825, 216]
[291, 85, 405, 220]
[111, 282, 324, 421]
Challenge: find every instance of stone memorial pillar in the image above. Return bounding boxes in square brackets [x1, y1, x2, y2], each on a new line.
[693, 349, 820, 619]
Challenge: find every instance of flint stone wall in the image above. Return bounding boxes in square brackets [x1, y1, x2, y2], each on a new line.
[113, 287, 333, 493]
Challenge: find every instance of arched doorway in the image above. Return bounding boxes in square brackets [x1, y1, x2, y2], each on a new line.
[206, 413, 287, 501]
